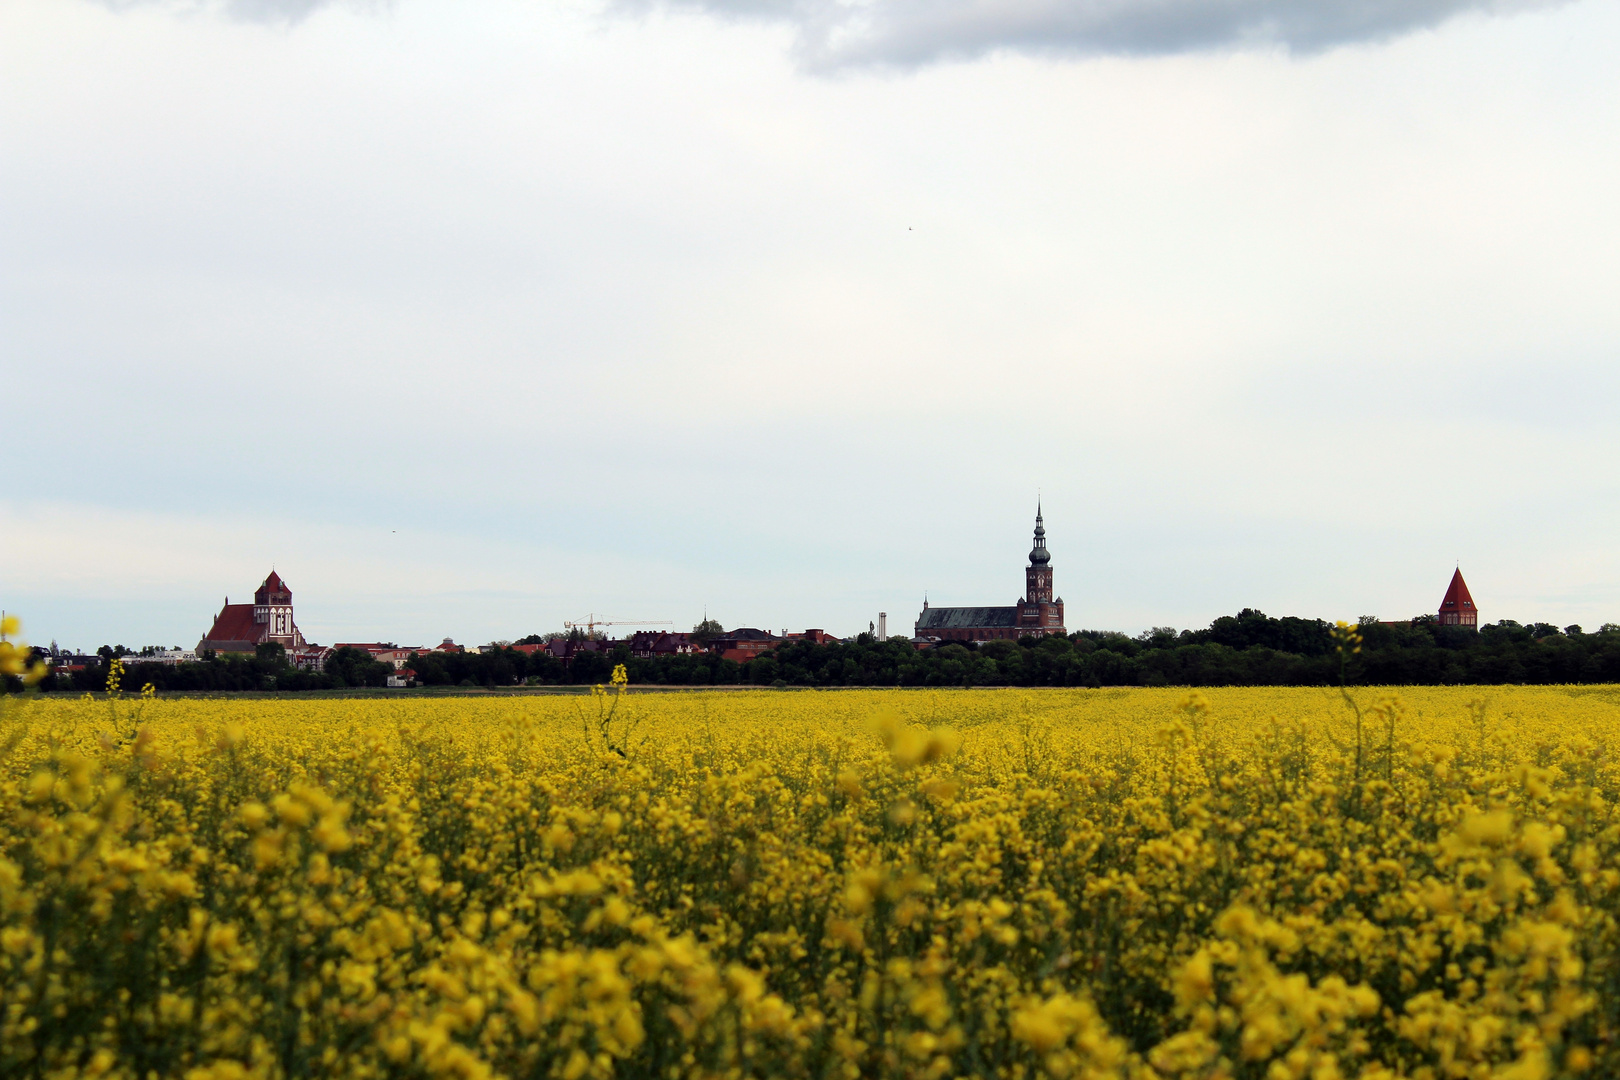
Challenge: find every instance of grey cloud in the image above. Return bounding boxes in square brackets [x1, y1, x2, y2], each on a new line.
[619, 0, 1571, 68]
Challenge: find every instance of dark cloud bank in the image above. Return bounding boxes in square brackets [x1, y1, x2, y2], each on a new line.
[102, 0, 1569, 67]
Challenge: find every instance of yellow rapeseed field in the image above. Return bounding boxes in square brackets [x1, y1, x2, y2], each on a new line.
[5, 672, 1620, 1080]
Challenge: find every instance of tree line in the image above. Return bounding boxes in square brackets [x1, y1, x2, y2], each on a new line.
[16, 610, 1620, 693]
[751, 614, 1620, 688]
[30, 645, 400, 694]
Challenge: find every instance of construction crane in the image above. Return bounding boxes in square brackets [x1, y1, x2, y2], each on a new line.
[563, 615, 674, 638]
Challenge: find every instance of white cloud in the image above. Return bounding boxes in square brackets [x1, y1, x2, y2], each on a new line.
[95, 0, 378, 23]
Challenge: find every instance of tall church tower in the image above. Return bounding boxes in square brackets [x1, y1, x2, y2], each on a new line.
[1026, 504, 1053, 603]
[1017, 504, 1066, 636]
[253, 571, 303, 647]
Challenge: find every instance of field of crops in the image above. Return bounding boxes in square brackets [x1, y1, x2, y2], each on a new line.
[5, 679, 1620, 1080]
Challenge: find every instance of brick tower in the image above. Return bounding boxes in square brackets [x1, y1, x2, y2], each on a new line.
[1016, 504, 1065, 635]
[1438, 568, 1478, 628]
[254, 571, 300, 646]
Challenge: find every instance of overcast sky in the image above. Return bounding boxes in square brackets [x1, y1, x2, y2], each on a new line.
[3, 0, 1617, 651]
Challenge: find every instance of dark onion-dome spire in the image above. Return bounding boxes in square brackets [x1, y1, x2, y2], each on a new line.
[1028, 502, 1050, 566]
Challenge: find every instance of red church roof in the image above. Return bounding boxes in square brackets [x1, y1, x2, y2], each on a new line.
[202, 604, 263, 646]
[1439, 568, 1475, 615]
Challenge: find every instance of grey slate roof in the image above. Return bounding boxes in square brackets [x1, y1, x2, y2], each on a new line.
[915, 606, 1019, 630]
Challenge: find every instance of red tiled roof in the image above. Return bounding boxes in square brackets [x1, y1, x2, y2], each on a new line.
[1440, 568, 1475, 614]
[202, 604, 263, 645]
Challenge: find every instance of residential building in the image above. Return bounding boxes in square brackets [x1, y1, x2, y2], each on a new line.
[627, 631, 701, 658]
[119, 649, 198, 666]
[783, 629, 841, 645]
[708, 628, 781, 664]
[333, 643, 421, 669]
[290, 646, 331, 670]
[537, 636, 616, 667]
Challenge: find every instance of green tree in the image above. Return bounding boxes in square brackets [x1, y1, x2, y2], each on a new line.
[324, 646, 392, 688]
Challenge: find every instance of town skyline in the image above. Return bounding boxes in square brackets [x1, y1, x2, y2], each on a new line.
[17, 511, 1582, 658]
[35, 554, 1612, 695]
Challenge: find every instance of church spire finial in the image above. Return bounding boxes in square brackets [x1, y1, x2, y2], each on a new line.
[1029, 504, 1050, 566]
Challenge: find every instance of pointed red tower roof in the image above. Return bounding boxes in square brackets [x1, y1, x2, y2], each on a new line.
[255, 571, 291, 605]
[1438, 568, 1477, 626]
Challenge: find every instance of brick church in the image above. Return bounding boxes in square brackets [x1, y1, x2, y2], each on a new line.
[197, 571, 308, 653]
[914, 506, 1067, 642]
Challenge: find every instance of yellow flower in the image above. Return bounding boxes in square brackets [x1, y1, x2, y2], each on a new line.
[1174, 950, 1215, 1008]
[1458, 809, 1515, 846]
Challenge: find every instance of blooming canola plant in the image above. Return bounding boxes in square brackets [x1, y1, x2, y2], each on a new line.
[3, 674, 1620, 1078]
